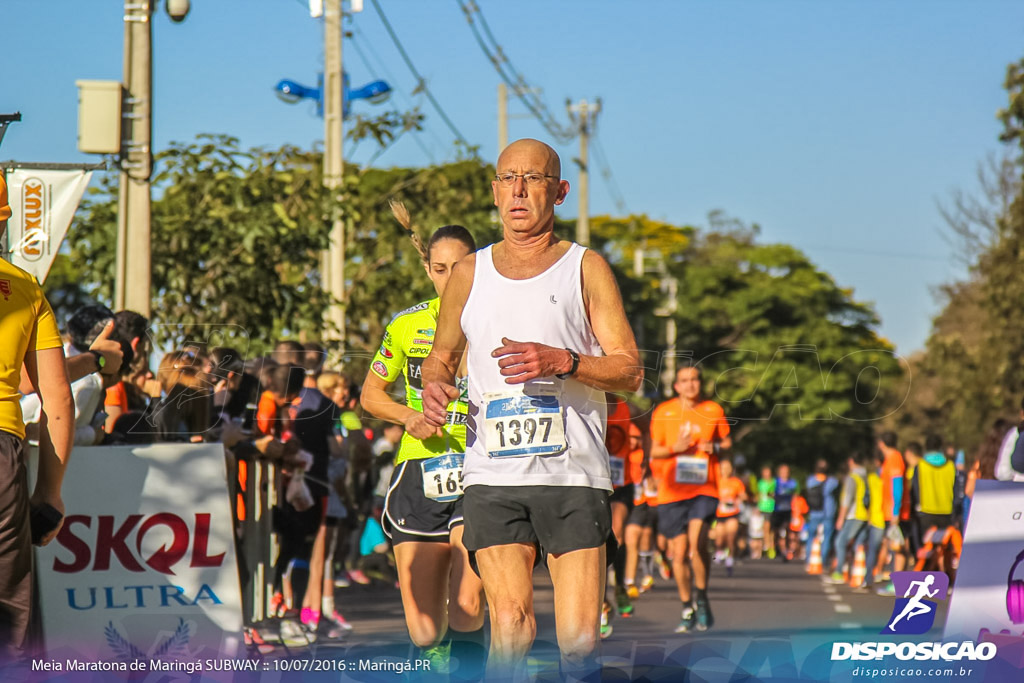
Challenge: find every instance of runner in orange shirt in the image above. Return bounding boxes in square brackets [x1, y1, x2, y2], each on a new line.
[715, 458, 746, 576]
[623, 423, 654, 596]
[875, 433, 907, 588]
[788, 494, 810, 561]
[650, 365, 731, 633]
[603, 394, 636, 634]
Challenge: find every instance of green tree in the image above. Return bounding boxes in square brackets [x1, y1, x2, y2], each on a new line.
[676, 219, 902, 468]
[899, 56, 1024, 453]
[569, 210, 901, 469]
[42, 253, 98, 324]
[71, 135, 334, 357]
[67, 135, 498, 373]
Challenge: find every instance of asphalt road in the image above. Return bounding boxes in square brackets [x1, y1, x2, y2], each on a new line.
[252, 556, 953, 681]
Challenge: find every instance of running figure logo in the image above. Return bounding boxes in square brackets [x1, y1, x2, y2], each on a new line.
[882, 571, 949, 635]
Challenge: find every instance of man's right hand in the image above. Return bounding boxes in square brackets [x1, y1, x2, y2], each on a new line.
[90, 321, 124, 376]
[674, 432, 696, 454]
[404, 412, 442, 440]
[422, 382, 460, 429]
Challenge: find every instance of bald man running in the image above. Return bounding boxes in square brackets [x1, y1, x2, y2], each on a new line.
[422, 139, 643, 681]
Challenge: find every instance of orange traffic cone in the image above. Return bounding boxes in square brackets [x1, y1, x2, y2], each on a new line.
[806, 531, 823, 575]
[848, 545, 867, 588]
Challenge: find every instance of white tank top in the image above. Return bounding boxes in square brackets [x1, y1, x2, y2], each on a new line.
[460, 242, 610, 490]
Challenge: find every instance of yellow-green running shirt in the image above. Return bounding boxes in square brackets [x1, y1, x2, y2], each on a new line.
[369, 298, 467, 464]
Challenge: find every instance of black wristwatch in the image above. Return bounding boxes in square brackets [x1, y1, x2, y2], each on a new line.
[86, 349, 106, 373]
[555, 349, 580, 380]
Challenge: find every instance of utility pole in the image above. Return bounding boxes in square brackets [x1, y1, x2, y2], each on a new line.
[567, 98, 600, 247]
[651, 255, 678, 398]
[633, 238, 647, 398]
[322, 0, 345, 349]
[663, 284, 678, 398]
[497, 82, 508, 152]
[497, 83, 539, 153]
[116, 0, 153, 317]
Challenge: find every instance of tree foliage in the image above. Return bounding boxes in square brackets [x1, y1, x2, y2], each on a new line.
[897, 54, 1024, 453]
[671, 217, 900, 468]
[575, 211, 899, 469]
[66, 134, 498, 373]
[71, 135, 334, 357]
[65, 134, 898, 468]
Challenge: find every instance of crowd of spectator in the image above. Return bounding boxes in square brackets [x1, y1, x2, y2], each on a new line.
[17, 303, 404, 651]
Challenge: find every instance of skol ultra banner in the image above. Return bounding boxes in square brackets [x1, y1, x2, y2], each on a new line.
[3, 167, 91, 283]
[34, 444, 243, 673]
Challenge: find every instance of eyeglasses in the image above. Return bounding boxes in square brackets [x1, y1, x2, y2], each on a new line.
[494, 172, 559, 186]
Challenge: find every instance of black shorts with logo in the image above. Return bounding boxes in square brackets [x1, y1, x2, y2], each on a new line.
[463, 485, 612, 558]
[382, 460, 464, 545]
[658, 495, 719, 538]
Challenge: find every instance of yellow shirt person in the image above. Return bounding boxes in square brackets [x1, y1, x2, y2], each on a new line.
[0, 173, 64, 438]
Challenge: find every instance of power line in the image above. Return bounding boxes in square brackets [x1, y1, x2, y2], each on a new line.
[349, 22, 399, 89]
[591, 133, 628, 216]
[455, 0, 575, 144]
[349, 23, 440, 164]
[287, 1, 441, 165]
[368, 0, 471, 148]
[351, 22, 445, 160]
[801, 244, 950, 262]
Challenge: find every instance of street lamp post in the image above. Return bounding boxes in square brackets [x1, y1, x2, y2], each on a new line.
[323, 0, 344, 349]
[116, 0, 154, 317]
[274, 53, 390, 351]
[115, 0, 190, 318]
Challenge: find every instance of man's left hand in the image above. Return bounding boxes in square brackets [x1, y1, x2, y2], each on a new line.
[492, 337, 571, 384]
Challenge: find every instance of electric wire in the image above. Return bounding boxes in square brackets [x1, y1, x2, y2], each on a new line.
[349, 23, 440, 164]
[368, 0, 472, 148]
[455, 0, 575, 144]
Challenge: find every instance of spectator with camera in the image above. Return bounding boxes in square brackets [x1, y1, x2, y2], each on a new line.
[22, 305, 124, 446]
[100, 310, 149, 433]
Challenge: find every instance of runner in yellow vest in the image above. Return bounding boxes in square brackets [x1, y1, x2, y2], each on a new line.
[825, 453, 870, 584]
[912, 434, 959, 532]
[858, 452, 887, 591]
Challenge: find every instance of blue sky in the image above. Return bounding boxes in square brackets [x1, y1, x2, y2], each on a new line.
[4, 0, 1022, 354]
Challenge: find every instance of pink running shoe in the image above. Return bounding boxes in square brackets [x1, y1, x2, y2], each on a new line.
[300, 607, 320, 629]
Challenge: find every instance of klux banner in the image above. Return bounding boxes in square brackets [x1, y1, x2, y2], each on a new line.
[3, 167, 91, 283]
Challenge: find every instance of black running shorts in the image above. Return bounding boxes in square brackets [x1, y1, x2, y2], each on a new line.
[382, 460, 465, 544]
[770, 509, 792, 535]
[657, 495, 719, 538]
[627, 501, 657, 529]
[609, 484, 635, 508]
[462, 485, 612, 557]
